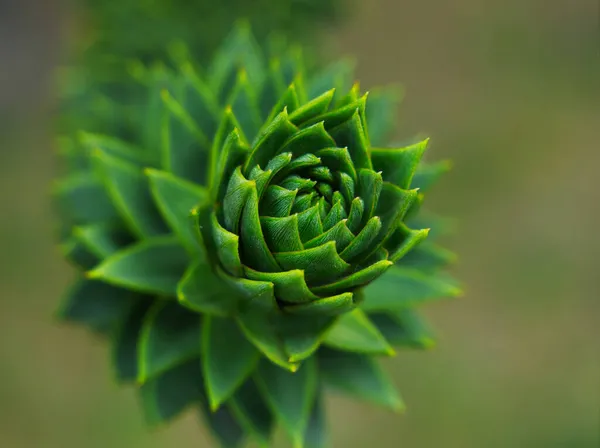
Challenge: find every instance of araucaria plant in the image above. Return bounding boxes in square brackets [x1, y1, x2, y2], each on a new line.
[55, 25, 460, 448]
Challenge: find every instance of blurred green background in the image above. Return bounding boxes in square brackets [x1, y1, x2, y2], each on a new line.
[1, 0, 598, 447]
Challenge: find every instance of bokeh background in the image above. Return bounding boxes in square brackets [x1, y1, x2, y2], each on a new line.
[1, 0, 598, 447]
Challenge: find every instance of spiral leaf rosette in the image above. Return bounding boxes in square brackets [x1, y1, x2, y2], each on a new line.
[55, 25, 460, 447]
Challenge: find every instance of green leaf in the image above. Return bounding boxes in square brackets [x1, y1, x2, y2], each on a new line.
[78, 131, 155, 166]
[282, 293, 355, 316]
[228, 70, 262, 140]
[53, 174, 119, 224]
[316, 147, 357, 182]
[303, 389, 329, 448]
[230, 380, 274, 447]
[236, 311, 297, 372]
[146, 168, 208, 253]
[371, 139, 428, 189]
[210, 211, 244, 277]
[92, 149, 168, 238]
[112, 300, 153, 382]
[397, 242, 457, 271]
[177, 261, 240, 316]
[369, 309, 437, 349]
[362, 267, 461, 311]
[277, 314, 333, 363]
[366, 183, 418, 258]
[274, 241, 350, 285]
[137, 301, 201, 383]
[255, 357, 318, 447]
[240, 185, 281, 272]
[202, 315, 260, 411]
[198, 391, 247, 448]
[319, 347, 404, 411]
[244, 267, 318, 303]
[328, 109, 372, 170]
[339, 216, 381, 263]
[311, 260, 393, 297]
[161, 89, 210, 185]
[88, 236, 189, 297]
[365, 86, 403, 146]
[411, 160, 452, 192]
[73, 223, 133, 259]
[179, 62, 220, 139]
[289, 88, 335, 125]
[260, 215, 304, 253]
[61, 237, 100, 270]
[279, 122, 336, 158]
[307, 58, 355, 101]
[244, 110, 297, 174]
[57, 278, 137, 335]
[140, 358, 203, 425]
[212, 127, 251, 204]
[208, 21, 265, 99]
[384, 224, 429, 263]
[324, 309, 394, 356]
[266, 82, 300, 123]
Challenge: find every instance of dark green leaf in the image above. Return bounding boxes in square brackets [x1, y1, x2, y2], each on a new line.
[230, 379, 274, 447]
[202, 315, 260, 410]
[237, 311, 297, 372]
[369, 309, 436, 349]
[244, 110, 297, 174]
[312, 260, 392, 296]
[279, 122, 336, 159]
[73, 223, 133, 259]
[140, 358, 203, 425]
[161, 89, 210, 184]
[411, 160, 452, 192]
[303, 388, 329, 448]
[53, 174, 119, 225]
[137, 301, 201, 383]
[362, 267, 461, 311]
[177, 261, 240, 316]
[92, 149, 168, 238]
[244, 267, 318, 303]
[146, 169, 208, 253]
[371, 139, 428, 189]
[289, 88, 335, 126]
[328, 109, 372, 170]
[228, 70, 262, 140]
[274, 241, 350, 285]
[324, 309, 394, 356]
[88, 236, 189, 297]
[57, 278, 137, 335]
[365, 87, 403, 146]
[112, 300, 153, 382]
[319, 347, 404, 411]
[240, 186, 281, 272]
[282, 293, 355, 316]
[78, 131, 155, 166]
[256, 357, 318, 446]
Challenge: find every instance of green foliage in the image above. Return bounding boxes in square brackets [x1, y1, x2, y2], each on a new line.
[55, 25, 459, 447]
[60, 0, 350, 142]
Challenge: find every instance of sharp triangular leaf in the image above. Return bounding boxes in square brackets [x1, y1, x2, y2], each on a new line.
[202, 315, 260, 411]
[323, 309, 394, 356]
[92, 149, 169, 238]
[362, 267, 461, 312]
[57, 278, 138, 335]
[137, 301, 201, 383]
[146, 168, 209, 253]
[255, 357, 318, 447]
[88, 236, 189, 296]
[319, 347, 404, 411]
